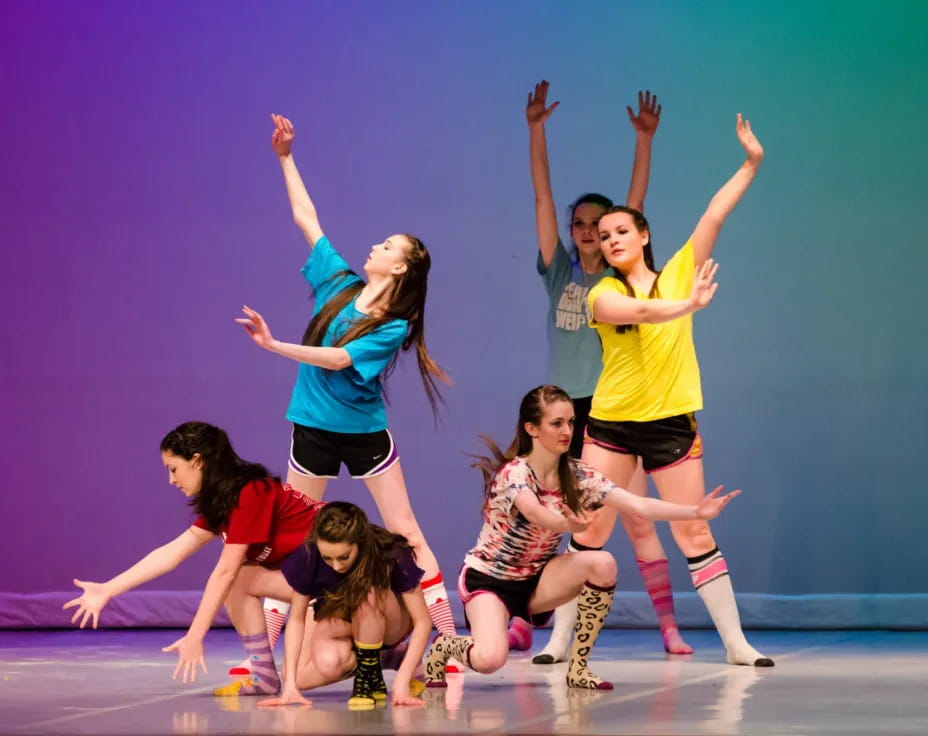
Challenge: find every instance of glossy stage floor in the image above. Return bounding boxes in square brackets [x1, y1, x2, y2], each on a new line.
[1, 628, 924, 735]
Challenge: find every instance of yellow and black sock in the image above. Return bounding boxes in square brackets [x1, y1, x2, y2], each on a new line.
[348, 641, 385, 709]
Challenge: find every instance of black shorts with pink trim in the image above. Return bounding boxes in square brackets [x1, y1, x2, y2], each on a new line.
[585, 413, 703, 473]
[457, 567, 553, 627]
[289, 423, 399, 479]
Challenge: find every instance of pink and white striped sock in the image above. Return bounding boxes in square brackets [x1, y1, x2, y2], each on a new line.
[687, 547, 773, 667]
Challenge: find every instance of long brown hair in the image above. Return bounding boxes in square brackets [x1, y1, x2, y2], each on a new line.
[470, 385, 582, 515]
[301, 235, 447, 418]
[599, 205, 661, 334]
[310, 502, 414, 622]
[160, 422, 276, 533]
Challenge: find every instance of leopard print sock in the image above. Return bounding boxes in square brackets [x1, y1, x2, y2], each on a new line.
[424, 634, 473, 688]
[566, 582, 616, 690]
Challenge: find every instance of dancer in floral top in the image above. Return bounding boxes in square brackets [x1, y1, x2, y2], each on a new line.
[424, 385, 740, 690]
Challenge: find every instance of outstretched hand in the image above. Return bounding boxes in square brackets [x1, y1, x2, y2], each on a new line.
[627, 90, 662, 137]
[526, 80, 559, 127]
[271, 114, 294, 157]
[62, 579, 112, 629]
[236, 306, 274, 350]
[695, 485, 741, 520]
[689, 258, 720, 310]
[736, 113, 763, 164]
[392, 692, 425, 707]
[162, 635, 207, 684]
[563, 507, 591, 535]
[258, 686, 313, 708]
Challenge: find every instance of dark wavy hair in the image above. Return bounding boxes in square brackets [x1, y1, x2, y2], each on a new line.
[310, 502, 415, 622]
[566, 193, 613, 263]
[470, 385, 582, 515]
[301, 234, 447, 419]
[159, 422, 276, 533]
[598, 205, 660, 334]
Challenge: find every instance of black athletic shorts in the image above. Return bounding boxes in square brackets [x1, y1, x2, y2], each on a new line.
[289, 423, 399, 479]
[585, 413, 703, 473]
[457, 567, 553, 628]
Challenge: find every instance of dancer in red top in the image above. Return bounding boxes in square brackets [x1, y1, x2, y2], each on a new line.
[64, 421, 323, 693]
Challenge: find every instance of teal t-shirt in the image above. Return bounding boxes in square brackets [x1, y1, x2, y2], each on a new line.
[286, 236, 408, 433]
[537, 240, 607, 398]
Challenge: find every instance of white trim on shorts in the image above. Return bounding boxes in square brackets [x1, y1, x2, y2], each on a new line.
[288, 431, 337, 480]
[352, 428, 399, 479]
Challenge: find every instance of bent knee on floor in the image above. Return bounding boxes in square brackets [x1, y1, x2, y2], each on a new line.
[311, 645, 353, 682]
[470, 646, 508, 674]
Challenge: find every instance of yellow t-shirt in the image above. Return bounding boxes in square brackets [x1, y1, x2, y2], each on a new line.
[587, 239, 702, 422]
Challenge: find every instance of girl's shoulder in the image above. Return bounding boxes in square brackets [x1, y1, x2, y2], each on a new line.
[568, 458, 600, 482]
[385, 537, 414, 562]
[661, 238, 695, 271]
[493, 457, 533, 487]
[590, 273, 630, 297]
[230, 476, 285, 514]
[374, 316, 409, 334]
[237, 476, 280, 496]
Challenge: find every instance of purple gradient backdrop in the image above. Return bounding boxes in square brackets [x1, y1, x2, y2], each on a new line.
[2, 1, 926, 625]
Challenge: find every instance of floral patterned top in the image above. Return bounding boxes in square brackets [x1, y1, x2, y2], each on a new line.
[463, 457, 614, 580]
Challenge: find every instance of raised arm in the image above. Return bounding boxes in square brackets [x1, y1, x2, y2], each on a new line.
[162, 541, 250, 683]
[63, 526, 214, 629]
[691, 114, 764, 267]
[590, 259, 719, 326]
[526, 81, 561, 268]
[603, 484, 740, 521]
[625, 90, 662, 212]
[237, 306, 352, 370]
[271, 114, 325, 248]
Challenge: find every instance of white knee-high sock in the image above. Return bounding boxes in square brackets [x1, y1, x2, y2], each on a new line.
[532, 540, 588, 664]
[687, 548, 773, 667]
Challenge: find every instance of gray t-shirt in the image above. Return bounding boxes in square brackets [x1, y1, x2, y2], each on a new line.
[537, 240, 607, 398]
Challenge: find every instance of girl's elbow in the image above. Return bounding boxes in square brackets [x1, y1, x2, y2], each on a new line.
[332, 351, 352, 370]
[211, 566, 240, 585]
[632, 303, 651, 324]
[294, 213, 318, 234]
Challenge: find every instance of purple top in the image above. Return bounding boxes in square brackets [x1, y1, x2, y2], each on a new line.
[281, 540, 424, 607]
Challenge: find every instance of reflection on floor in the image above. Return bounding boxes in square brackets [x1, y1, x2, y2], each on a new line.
[1, 629, 926, 735]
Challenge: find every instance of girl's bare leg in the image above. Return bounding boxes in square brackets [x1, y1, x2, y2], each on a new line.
[651, 459, 771, 666]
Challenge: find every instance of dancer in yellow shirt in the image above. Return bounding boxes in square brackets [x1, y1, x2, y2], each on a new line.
[543, 114, 773, 668]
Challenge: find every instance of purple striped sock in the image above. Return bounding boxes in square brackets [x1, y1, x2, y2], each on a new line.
[233, 632, 280, 695]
